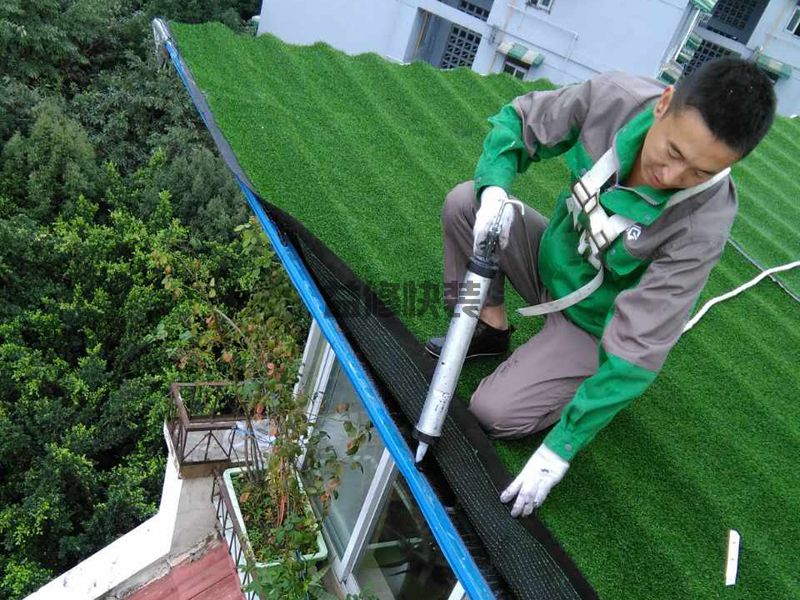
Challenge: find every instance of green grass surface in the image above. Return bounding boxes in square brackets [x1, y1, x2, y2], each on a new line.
[730, 116, 800, 295]
[172, 23, 800, 599]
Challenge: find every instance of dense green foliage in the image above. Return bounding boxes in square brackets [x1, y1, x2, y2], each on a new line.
[0, 3, 280, 598]
[173, 23, 800, 600]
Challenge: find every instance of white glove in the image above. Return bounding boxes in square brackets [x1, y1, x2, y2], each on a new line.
[500, 444, 570, 517]
[473, 186, 514, 256]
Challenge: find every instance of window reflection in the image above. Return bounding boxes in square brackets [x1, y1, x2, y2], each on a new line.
[354, 476, 456, 599]
[312, 361, 384, 556]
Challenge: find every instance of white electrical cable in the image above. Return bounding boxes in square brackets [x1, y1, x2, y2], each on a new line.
[683, 260, 800, 332]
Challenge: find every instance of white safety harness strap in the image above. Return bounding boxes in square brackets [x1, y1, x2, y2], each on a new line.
[517, 268, 606, 316]
[517, 147, 730, 318]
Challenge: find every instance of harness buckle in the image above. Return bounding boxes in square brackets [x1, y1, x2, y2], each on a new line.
[571, 178, 598, 213]
[566, 148, 635, 270]
[588, 227, 610, 252]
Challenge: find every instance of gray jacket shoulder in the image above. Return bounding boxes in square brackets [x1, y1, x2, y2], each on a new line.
[510, 71, 665, 162]
[627, 176, 738, 261]
[579, 72, 664, 159]
[592, 71, 665, 103]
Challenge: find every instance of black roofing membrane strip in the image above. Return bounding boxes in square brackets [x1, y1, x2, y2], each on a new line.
[164, 23, 597, 599]
[272, 199, 595, 600]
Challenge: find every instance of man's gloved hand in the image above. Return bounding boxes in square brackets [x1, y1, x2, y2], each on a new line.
[500, 444, 570, 517]
[473, 186, 514, 256]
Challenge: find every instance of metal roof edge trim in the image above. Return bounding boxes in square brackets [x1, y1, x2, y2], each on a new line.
[726, 237, 800, 303]
[157, 19, 494, 599]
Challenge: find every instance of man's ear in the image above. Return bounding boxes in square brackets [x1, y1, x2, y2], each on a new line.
[654, 86, 674, 119]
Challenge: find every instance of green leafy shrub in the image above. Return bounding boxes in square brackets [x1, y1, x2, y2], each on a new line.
[1, 101, 100, 221]
[0, 4, 288, 598]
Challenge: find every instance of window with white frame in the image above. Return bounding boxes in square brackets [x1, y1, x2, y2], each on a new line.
[526, 0, 554, 12]
[298, 321, 462, 599]
[295, 321, 330, 409]
[311, 360, 385, 557]
[502, 56, 529, 79]
[788, 4, 800, 37]
[353, 476, 457, 598]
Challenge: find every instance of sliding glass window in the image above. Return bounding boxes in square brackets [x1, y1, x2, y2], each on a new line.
[298, 322, 460, 599]
[312, 360, 384, 556]
[354, 474, 457, 599]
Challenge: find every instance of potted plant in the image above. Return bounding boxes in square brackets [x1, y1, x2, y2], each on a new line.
[209, 282, 373, 598]
[161, 219, 369, 598]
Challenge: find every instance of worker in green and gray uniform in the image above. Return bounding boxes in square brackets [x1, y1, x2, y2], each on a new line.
[425, 57, 776, 517]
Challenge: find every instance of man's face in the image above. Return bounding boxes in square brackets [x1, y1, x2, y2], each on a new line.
[638, 87, 741, 190]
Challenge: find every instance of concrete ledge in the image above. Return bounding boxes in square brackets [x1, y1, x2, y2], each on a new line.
[26, 424, 218, 600]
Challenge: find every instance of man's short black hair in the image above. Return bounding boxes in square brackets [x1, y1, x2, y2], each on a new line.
[670, 56, 776, 158]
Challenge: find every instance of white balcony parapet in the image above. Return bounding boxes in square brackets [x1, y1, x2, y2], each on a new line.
[26, 424, 218, 600]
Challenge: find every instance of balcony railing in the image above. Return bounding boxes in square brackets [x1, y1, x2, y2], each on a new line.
[213, 472, 261, 600]
[167, 381, 266, 477]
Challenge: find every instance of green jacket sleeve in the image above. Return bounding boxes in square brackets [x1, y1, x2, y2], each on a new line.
[474, 80, 593, 196]
[544, 349, 657, 461]
[544, 236, 727, 462]
[474, 104, 532, 194]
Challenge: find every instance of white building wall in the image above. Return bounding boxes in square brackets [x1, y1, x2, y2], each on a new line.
[747, 0, 800, 115]
[256, 0, 798, 113]
[259, 0, 685, 82]
[257, 0, 491, 63]
[479, 0, 686, 84]
[257, 0, 412, 62]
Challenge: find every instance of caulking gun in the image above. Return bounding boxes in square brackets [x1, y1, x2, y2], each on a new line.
[413, 198, 523, 464]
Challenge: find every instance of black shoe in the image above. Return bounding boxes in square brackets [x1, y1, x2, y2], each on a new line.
[424, 320, 514, 360]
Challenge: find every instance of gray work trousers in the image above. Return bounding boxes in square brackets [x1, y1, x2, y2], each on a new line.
[442, 181, 600, 438]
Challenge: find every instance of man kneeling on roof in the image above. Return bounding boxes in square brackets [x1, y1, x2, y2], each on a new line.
[425, 57, 775, 517]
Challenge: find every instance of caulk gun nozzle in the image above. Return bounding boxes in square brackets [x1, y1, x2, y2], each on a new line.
[415, 442, 429, 464]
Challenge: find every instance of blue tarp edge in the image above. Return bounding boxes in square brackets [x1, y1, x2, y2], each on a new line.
[161, 25, 494, 600]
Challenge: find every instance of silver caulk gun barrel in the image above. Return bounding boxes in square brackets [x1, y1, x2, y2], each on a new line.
[413, 199, 521, 464]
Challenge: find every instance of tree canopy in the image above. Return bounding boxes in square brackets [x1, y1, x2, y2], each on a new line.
[0, 2, 308, 598]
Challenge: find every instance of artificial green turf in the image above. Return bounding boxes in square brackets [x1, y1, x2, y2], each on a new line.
[171, 23, 800, 599]
[730, 116, 800, 296]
